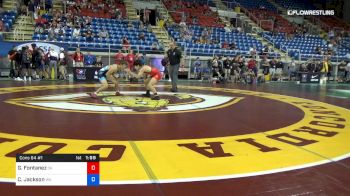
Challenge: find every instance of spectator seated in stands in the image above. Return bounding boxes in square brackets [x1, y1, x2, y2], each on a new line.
[72, 26, 81, 38]
[98, 27, 109, 39]
[229, 42, 236, 50]
[48, 26, 57, 41]
[152, 42, 160, 50]
[122, 36, 130, 52]
[222, 41, 229, 50]
[34, 24, 44, 34]
[315, 46, 323, 55]
[201, 27, 209, 39]
[224, 24, 232, 33]
[183, 29, 192, 41]
[179, 21, 187, 30]
[210, 38, 219, 45]
[0, 20, 4, 32]
[55, 24, 66, 37]
[139, 32, 145, 41]
[83, 27, 94, 42]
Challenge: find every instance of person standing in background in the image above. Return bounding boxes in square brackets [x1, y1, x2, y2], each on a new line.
[8, 46, 17, 79]
[126, 50, 135, 70]
[166, 41, 182, 92]
[31, 43, 40, 80]
[223, 57, 231, 81]
[321, 57, 330, 82]
[193, 57, 201, 80]
[125, 50, 135, 80]
[345, 61, 350, 82]
[58, 48, 67, 80]
[115, 50, 124, 64]
[37, 47, 47, 79]
[73, 47, 84, 67]
[21, 46, 32, 81]
[47, 48, 58, 80]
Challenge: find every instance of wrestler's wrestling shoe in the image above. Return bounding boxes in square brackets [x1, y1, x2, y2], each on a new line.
[142, 91, 151, 97]
[151, 95, 160, 100]
[89, 92, 98, 99]
[115, 91, 123, 96]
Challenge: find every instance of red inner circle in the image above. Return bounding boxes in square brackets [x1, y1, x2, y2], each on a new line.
[0, 87, 304, 140]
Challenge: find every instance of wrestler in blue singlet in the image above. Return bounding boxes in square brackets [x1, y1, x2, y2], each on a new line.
[98, 65, 110, 82]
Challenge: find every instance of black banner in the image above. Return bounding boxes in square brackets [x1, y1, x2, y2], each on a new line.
[73, 67, 100, 81]
[16, 154, 100, 162]
[300, 73, 321, 83]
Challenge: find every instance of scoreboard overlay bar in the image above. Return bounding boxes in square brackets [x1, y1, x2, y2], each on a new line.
[16, 154, 100, 186]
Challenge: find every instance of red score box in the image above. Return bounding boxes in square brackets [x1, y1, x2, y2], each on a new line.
[87, 162, 99, 174]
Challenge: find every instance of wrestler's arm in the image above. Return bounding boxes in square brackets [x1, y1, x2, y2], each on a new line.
[106, 66, 119, 81]
[129, 66, 146, 78]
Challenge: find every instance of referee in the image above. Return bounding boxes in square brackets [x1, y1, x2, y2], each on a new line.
[166, 41, 182, 92]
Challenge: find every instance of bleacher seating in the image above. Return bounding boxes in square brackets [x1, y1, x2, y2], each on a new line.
[262, 32, 349, 61]
[67, 0, 126, 19]
[0, 11, 17, 32]
[313, 16, 350, 32]
[33, 18, 159, 52]
[250, 9, 295, 33]
[182, 0, 216, 7]
[222, 0, 294, 33]
[274, 0, 315, 10]
[341, 37, 350, 49]
[223, 0, 277, 11]
[167, 25, 281, 57]
[164, 0, 224, 27]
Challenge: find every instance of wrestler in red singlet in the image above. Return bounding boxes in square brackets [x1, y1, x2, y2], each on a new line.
[148, 67, 162, 81]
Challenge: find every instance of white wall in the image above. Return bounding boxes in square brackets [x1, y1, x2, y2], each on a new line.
[209, 7, 237, 18]
[132, 1, 160, 10]
[284, 16, 304, 24]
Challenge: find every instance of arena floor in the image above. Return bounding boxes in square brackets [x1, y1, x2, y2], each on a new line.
[0, 80, 349, 195]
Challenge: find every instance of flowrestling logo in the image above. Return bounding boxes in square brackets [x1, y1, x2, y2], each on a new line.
[287, 10, 334, 16]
